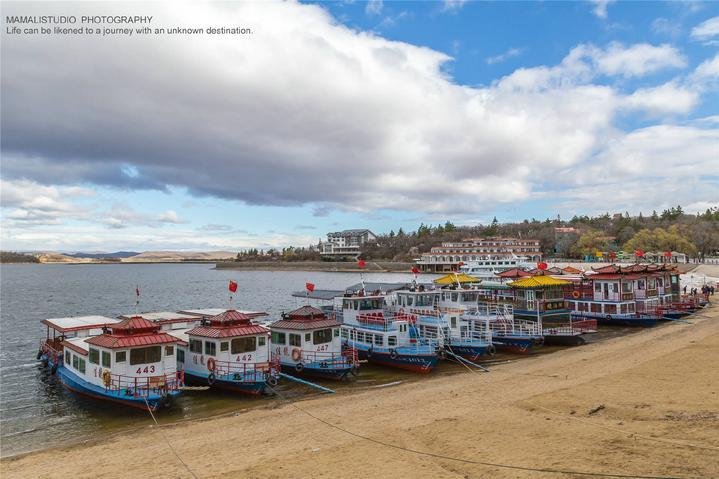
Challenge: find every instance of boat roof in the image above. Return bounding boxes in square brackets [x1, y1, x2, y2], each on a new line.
[177, 308, 268, 318]
[292, 282, 431, 300]
[42, 315, 122, 333]
[269, 306, 341, 330]
[118, 311, 199, 322]
[433, 273, 481, 285]
[63, 337, 90, 355]
[165, 328, 190, 345]
[509, 276, 572, 288]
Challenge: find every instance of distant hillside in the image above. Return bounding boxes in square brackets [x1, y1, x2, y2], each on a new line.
[0, 252, 40, 263]
[67, 251, 140, 259]
[122, 251, 237, 262]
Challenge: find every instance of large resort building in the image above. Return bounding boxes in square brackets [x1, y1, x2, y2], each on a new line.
[319, 229, 377, 260]
[416, 237, 542, 273]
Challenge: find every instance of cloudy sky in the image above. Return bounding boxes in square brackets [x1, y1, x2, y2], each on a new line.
[1, 0, 718, 252]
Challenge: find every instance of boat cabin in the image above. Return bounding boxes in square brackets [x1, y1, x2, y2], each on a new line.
[179, 310, 277, 393]
[269, 306, 356, 379]
[39, 315, 122, 368]
[118, 311, 201, 331]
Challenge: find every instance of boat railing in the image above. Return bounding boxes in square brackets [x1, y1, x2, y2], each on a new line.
[543, 318, 597, 335]
[356, 311, 417, 331]
[475, 302, 514, 317]
[106, 371, 182, 397]
[488, 317, 541, 336]
[212, 357, 280, 381]
[39, 338, 64, 364]
[296, 348, 358, 367]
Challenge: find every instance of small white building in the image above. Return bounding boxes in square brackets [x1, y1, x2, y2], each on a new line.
[319, 229, 377, 259]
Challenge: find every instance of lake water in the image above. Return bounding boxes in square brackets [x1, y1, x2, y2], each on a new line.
[0, 263, 448, 457]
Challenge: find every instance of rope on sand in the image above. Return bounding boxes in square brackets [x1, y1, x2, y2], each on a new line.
[265, 384, 692, 479]
[144, 397, 199, 479]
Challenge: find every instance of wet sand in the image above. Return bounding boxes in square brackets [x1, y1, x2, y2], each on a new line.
[2, 305, 718, 478]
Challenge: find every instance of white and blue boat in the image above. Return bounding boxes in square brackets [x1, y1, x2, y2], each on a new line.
[338, 293, 439, 373]
[269, 305, 359, 380]
[177, 310, 280, 395]
[38, 315, 183, 411]
[392, 288, 495, 361]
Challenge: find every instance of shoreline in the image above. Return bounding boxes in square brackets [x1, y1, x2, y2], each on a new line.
[2, 305, 717, 478]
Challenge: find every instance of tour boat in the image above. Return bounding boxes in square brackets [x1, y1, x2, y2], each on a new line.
[458, 254, 535, 282]
[177, 310, 280, 395]
[392, 288, 495, 361]
[564, 264, 680, 326]
[269, 305, 359, 380]
[509, 275, 597, 346]
[339, 293, 439, 373]
[38, 315, 183, 411]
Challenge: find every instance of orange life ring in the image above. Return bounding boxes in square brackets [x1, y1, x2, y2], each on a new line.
[207, 357, 216, 372]
[291, 348, 302, 361]
[571, 290, 581, 299]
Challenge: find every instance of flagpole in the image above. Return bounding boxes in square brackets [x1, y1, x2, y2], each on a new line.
[135, 285, 140, 316]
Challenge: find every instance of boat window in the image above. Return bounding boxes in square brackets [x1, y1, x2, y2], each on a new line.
[101, 351, 111, 367]
[164, 346, 174, 357]
[258, 336, 266, 347]
[303, 333, 310, 342]
[451, 316, 457, 328]
[289, 333, 302, 347]
[72, 354, 79, 370]
[189, 339, 203, 353]
[356, 331, 365, 342]
[341, 329, 349, 339]
[388, 336, 397, 346]
[451, 293, 458, 302]
[130, 346, 161, 365]
[220, 342, 229, 352]
[271, 331, 286, 344]
[333, 328, 339, 337]
[374, 335, 383, 346]
[594, 283, 601, 292]
[78, 358, 86, 374]
[65, 351, 71, 365]
[622, 282, 632, 292]
[177, 349, 185, 362]
[116, 351, 126, 362]
[204, 341, 216, 356]
[637, 280, 645, 290]
[231, 337, 256, 354]
[313, 328, 332, 344]
[88, 348, 99, 364]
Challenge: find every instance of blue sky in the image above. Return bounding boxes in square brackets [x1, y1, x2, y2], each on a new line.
[1, 0, 718, 252]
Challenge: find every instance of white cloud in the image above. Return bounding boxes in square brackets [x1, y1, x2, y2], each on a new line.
[486, 47, 523, 65]
[590, 0, 615, 19]
[622, 82, 699, 117]
[651, 18, 681, 38]
[691, 53, 719, 82]
[157, 210, 185, 224]
[690, 16, 719, 41]
[0, 179, 93, 225]
[365, 0, 383, 16]
[1, 1, 717, 246]
[588, 42, 687, 78]
[442, 0, 467, 13]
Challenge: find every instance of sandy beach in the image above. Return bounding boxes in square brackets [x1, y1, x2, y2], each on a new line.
[3, 304, 718, 478]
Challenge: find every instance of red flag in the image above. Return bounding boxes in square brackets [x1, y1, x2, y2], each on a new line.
[357, 259, 366, 269]
[663, 251, 672, 258]
[609, 251, 616, 260]
[411, 266, 420, 275]
[228, 280, 238, 293]
[635, 249, 645, 258]
[457, 261, 465, 267]
[305, 282, 315, 292]
[537, 262, 548, 271]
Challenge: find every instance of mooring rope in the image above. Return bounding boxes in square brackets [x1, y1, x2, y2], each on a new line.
[143, 396, 199, 479]
[265, 384, 694, 479]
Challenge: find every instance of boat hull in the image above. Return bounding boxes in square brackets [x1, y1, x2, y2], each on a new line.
[57, 366, 176, 411]
[492, 335, 542, 354]
[542, 334, 586, 346]
[573, 313, 661, 327]
[445, 344, 493, 361]
[279, 363, 353, 380]
[184, 370, 267, 396]
[357, 349, 438, 373]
